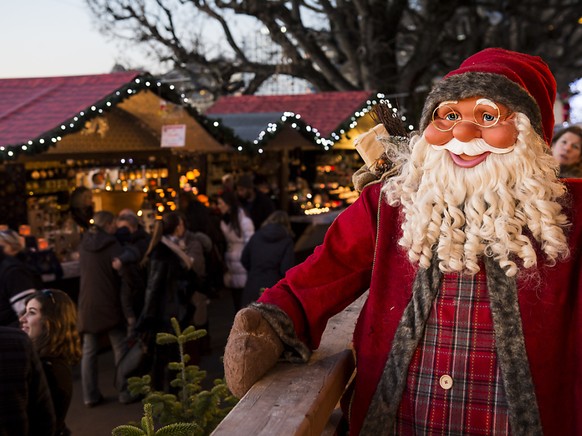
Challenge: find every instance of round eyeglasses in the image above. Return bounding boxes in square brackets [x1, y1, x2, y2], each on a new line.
[431, 100, 513, 132]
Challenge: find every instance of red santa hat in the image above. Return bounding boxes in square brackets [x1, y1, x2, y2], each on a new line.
[419, 48, 557, 145]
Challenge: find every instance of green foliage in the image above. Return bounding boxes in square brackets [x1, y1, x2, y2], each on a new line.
[112, 403, 200, 436]
[112, 318, 238, 436]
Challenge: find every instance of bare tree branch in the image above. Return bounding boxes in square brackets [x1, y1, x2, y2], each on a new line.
[85, 0, 582, 122]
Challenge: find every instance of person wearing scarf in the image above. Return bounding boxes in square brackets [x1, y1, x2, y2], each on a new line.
[136, 211, 197, 390]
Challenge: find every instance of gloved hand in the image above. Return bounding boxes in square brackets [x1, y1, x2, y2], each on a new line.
[224, 307, 284, 398]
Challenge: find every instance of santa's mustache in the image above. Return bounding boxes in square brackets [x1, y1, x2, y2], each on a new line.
[431, 138, 515, 156]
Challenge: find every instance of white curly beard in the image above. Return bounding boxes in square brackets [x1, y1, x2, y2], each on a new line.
[383, 113, 570, 277]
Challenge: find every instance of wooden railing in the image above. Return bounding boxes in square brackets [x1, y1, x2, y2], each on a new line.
[212, 292, 367, 436]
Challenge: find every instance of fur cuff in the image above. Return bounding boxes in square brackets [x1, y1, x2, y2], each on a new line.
[250, 302, 312, 363]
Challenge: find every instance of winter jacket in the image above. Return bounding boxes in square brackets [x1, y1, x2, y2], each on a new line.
[259, 180, 582, 436]
[221, 210, 254, 289]
[182, 231, 212, 279]
[0, 250, 43, 327]
[241, 223, 294, 306]
[558, 163, 582, 178]
[137, 241, 190, 333]
[0, 327, 56, 436]
[41, 357, 72, 436]
[115, 226, 151, 321]
[77, 227, 124, 334]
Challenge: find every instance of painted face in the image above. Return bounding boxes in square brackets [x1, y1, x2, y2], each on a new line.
[552, 131, 582, 166]
[20, 298, 43, 341]
[424, 96, 518, 168]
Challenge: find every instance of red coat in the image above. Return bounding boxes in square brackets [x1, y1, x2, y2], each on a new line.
[259, 180, 582, 435]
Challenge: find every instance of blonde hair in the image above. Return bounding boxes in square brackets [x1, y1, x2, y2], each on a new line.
[384, 113, 570, 277]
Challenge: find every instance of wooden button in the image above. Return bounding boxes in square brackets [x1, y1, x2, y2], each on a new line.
[439, 374, 453, 390]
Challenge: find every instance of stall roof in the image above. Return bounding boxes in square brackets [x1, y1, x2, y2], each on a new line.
[0, 72, 235, 161]
[210, 112, 286, 141]
[205, 91, 381, 150]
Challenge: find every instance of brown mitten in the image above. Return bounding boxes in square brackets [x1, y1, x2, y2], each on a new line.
[224, 307, 284, 398]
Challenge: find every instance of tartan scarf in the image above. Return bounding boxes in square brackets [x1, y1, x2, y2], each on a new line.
[361, 256, 543, 435]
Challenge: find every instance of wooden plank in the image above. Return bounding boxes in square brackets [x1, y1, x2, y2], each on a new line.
[212, 292, 367, 436]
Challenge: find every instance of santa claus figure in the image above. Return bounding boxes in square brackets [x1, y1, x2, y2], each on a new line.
[224, 48, 582, 435]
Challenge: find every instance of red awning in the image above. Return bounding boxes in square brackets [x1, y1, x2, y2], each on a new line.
[206, 90, 373, 138]
[0, 72, 141, 147]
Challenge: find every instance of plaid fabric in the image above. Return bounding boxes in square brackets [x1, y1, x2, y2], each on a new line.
[395, 269, 510, 435]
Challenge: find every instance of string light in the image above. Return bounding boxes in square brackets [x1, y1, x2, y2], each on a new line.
[0, 73, 240, 162]
[209, 92, 414, 155]
[3, 81, 414, 161]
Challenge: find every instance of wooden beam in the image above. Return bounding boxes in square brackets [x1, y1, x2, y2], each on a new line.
[212, 292, 367, 436]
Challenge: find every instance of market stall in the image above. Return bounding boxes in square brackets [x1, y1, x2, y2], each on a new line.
[205, 91, 409, 254]
[206, 90, 398, 215]
[0, 71, 235, 273]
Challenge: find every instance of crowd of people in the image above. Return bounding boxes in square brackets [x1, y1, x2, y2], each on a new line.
[0, 170, 298, 435]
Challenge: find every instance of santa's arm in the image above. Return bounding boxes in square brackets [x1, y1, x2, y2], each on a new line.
[224, 184, 380, 397]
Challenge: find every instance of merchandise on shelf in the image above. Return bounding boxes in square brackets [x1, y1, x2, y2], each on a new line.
[21, 159, 176, 261]
[288, 149, 363, 215]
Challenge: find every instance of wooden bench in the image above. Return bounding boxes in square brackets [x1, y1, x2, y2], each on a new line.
[212, 292, 367, 435]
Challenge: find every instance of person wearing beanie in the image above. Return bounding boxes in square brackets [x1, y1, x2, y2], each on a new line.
[222, 48, 582, 435]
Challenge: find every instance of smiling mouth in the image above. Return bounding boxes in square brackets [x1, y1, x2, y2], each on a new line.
[449, 151, 490, 168]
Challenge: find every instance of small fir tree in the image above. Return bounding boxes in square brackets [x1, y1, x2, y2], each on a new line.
[112, 318, 237, 436]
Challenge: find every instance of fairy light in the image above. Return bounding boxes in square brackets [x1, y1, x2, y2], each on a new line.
[229, 92, 409, 154]
[0, 82, 411, 162]
[0, 72, 241, 162]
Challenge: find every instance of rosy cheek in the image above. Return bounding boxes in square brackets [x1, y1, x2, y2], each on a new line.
[480, 123, 518, 149]
[424, 124, 453, 145]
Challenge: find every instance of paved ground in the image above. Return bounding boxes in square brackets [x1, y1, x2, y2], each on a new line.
[66, 289, 237, 435]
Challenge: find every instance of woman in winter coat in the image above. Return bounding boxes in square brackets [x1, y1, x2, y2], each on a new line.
[241, 210, 295, 307]
[182, 228, 212, 329]
[77, 210, 126, 407]
[216, 190, 254, 312]
[180, 226, 213, 361]
[136, 211, 202, 389]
